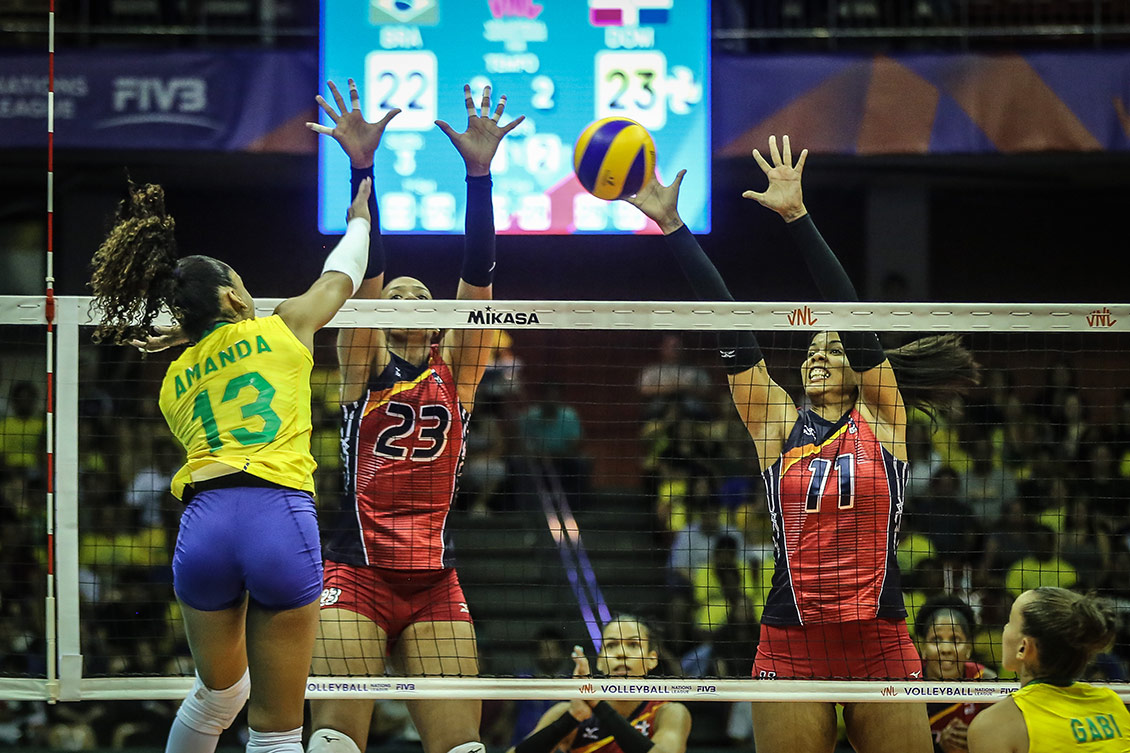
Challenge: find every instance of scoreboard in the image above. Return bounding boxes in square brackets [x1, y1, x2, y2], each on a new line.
[318, 0, 710, 235]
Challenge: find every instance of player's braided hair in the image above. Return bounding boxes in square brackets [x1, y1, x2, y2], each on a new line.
[886, 334, 980, 419]
[90, 181, 232, 344]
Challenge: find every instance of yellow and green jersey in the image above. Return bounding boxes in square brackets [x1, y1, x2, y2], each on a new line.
[1012, 681, 1130, 753]
[158, 316, 315, 499]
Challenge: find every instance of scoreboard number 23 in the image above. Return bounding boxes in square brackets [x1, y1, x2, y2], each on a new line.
[595, 50, 668, 131]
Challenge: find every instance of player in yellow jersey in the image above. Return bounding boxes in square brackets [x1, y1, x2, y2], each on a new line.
[89, 167, 386, 753]
[968, 588, 1129, 753]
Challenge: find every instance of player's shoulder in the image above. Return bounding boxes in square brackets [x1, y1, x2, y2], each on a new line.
[967, 697, 1024, 753]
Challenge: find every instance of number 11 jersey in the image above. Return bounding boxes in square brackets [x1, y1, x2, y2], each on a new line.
[760, 408, 909, 626]
[329, 343, 468, 570]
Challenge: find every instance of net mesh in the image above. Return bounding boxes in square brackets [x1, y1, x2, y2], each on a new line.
[2, 299, 1128, 712]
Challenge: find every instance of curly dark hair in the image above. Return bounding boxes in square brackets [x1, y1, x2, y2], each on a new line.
[90, 181, 232, 345]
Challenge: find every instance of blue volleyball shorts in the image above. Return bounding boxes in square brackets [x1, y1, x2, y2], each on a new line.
[173, 485, 323, 612]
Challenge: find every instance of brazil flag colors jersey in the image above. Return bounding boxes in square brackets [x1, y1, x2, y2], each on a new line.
[158, 316, 315, 499]
[1012, 681, 1130, 753]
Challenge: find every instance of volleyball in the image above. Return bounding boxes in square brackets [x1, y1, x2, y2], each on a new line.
[573, 117, 656, 200]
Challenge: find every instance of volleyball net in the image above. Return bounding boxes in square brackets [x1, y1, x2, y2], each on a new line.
[1, 296, 1128, 703]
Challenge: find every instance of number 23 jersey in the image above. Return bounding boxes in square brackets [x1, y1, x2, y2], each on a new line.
[328, 343, 468, 570]
[761, 408, 909, 626]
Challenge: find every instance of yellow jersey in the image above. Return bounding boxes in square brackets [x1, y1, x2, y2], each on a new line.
[1012, 681, 1130, 753]
[158, 316, 315, 499]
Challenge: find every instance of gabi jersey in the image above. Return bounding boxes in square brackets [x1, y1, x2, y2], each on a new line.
[761, 408, 908, 625]
[328, 343, 468, 570]
[1011, 682, 1130, 753]
[158, 316, 315, 500]
[569, 701, 667, 753]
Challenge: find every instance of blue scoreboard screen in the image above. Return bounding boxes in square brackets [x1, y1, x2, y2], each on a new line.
[318, 0, 710, 235]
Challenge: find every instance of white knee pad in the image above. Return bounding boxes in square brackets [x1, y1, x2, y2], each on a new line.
[447, 742, 485, 753]
[307, 728, 361, 753]
[175, 670, 251, 736]
[247, 726, 303, 753]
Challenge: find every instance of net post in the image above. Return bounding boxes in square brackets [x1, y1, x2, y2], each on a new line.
[54, 298, 83, 701]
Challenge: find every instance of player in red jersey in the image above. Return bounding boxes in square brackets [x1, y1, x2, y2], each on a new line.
[623, 136, 977, 753]
[305, 80, 523, 753]
[509, 617, 691, 753]
[916, 597, 995, 753]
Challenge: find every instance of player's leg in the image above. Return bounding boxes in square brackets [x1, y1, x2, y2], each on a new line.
[308, 606, 390, 753]
[396, 619, 482, 753]
[244, 598, 322, 751]
[843, 702, 932, 753]
[167, 599, 251, 753]
[751, 701, 838, 753]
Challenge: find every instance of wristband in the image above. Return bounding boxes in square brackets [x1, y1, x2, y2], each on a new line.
[514, 712, 580, 753]
[350, 165, 385, 280]
[592, 702, 654, 753]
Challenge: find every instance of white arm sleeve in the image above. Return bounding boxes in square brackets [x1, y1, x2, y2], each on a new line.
[320, 217, 370, 295]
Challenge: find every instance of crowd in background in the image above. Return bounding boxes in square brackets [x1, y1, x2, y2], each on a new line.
[0, 334, 1127, 749]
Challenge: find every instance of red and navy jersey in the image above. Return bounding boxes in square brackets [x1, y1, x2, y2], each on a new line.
[928, 662, 989, 747]
[569, 701, 666, 753]
[326, 344, 468, 570]
[760, 408, 908, 625]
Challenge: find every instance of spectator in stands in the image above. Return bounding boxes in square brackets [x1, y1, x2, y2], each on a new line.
[478, 330, 525, 408]
[461, 403, 509, 517]
[906, 421, 944, 500]
[516, 383, 588, 498]
[1048, 389, 1090, 466]
[0, 381, 45, 479]
[124, 435, 181, 528]
[917, 466, 976, 567]
[959, 436, 1016, 531]
[509, 626, 573, 747]
[509, 616, 691, 753]
[1037, 358, 1079, 424]
[1004, 525, 1076, 596]
[666, 498, 749, 654]
[638, 334, 711, 420]
[915, 596, 995, 753]
[691, 534, 758, 639]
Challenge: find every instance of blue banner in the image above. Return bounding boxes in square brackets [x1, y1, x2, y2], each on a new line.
[3, 49, 1128, 155]
[0, 50, 316, 152]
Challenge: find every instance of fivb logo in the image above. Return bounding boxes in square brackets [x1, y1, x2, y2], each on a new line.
[107, 77, 218, 129]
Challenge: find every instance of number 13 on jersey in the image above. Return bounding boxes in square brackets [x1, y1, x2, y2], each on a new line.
[595, 50, 668, 131]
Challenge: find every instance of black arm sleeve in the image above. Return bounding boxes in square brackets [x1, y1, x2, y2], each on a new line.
[785, 214, 884, 371]
[461, 174, 495, 287]
[513, 711, 580, 753]
[591, 702, 654, 753]
[664, 225, 763, 374]
[350, 165, 385, 280]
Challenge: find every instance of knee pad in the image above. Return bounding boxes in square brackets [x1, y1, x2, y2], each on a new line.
[447, 742, 485, 753]
[247, 726, 303, 753]
[307, 728, 362, 753]
[175, 669, 251, 736]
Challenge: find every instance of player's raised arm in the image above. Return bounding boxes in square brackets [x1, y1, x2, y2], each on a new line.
[623, 170, 793, 467]
[435, 83, 525, 409]
[306, 77, 400, 402]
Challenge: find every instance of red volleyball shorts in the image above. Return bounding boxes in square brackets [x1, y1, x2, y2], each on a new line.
[320, 562, 473, 644]
[753, 619, 923, 680]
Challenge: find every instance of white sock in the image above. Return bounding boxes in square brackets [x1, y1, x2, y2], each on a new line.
[165, 717, 221, 753]
[246, 726, 303, 753]
[307, 728, 362, 753]
[447, 742, 485, 753]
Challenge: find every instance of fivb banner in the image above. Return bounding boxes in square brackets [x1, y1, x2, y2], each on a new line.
[0, 50, 316, 152]
[1, 48, 1129, 154]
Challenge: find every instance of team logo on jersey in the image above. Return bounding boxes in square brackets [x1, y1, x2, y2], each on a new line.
[634, 719, 651, 735]
[581, 725, 600, 741]
[320, 587, 342, 607]
[802, 425, 816, 438]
